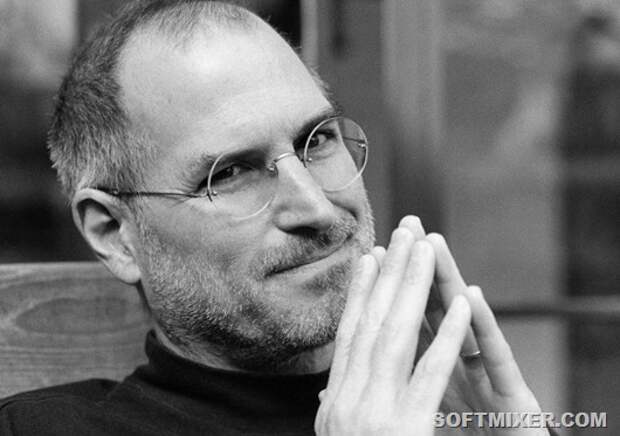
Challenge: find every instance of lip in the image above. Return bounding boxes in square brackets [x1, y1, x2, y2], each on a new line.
[268, 237, 351, 277]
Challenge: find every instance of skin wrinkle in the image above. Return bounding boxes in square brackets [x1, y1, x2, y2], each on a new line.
[176, 105, 339, 191]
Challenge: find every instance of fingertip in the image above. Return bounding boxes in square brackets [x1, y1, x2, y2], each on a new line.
[398, 215, 425, 238]
[352, 254, 375, 284]
[371, 245, 386, 258]
[357, 253, 372, 270]
[426, 232, 447, 249]
[450, 294, 472, 320]
[466, 285, 497, 329]
[467, 285, 484, 301]
[465, 285, 493, 316]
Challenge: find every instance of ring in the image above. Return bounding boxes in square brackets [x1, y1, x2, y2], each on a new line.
[461, 350, 482, 363]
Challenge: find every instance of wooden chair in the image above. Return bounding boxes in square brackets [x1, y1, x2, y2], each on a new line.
[0, 262, 152, 398]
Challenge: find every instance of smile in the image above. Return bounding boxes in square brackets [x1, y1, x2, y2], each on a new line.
[268, 237, 352, 277]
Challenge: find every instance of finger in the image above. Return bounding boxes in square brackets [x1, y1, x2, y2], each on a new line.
[370, 245, 386, 266]
[398, 215, 426, 240]
[398, 215, 440, 351]
[407, 295, 471, 411]
[424, 283, 445, 333]
[466, 285, 527, 396]
[371, 240, 435, 383]
[414, 317, 436, 365]
[325, 254, 379, 396]
[397, 217, 442, 367]
[339, 228, 415, 395]
[425, 233, 479, 355]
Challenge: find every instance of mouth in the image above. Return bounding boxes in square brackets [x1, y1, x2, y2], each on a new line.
[267, 236, 352, 277]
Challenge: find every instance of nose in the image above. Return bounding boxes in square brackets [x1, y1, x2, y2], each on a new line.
[269, 154, 338, 232]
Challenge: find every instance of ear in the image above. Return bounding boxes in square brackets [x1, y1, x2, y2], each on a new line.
[72, 188, 142, 285]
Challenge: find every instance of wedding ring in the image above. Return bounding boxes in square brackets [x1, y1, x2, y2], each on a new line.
[461, 350, 482, 363]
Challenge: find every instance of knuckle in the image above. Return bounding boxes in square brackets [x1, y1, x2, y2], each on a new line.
[348, 274, 368, 296]
[402, 268, 423, 286]
[361, 417, 388, 434]
[327, 401, 355, 427]
[315, 405, 329, 428]
[357, 405, 391, 433]
[334, 327, 353, 349]
[378, 318, 402, 341]
[403, 263, 428, 287]
[405, 241, 435, 280]
[417, 353, 451, 379]
[323, 396, 399, 434]
[379, 255, 400, 275]
[440, 317, 463, 338]
[358, 307, 384, 331]
[373, 331, 409, 364]
[403, 244, 433, 286]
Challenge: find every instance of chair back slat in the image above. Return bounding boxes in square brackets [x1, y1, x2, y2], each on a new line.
[0, 262, 151, 398]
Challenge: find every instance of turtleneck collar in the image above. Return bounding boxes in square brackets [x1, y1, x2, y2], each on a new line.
[126, 331, 329, 434]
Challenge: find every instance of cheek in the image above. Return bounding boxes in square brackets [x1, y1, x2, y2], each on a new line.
[328, 180, 370, 218]
[142, 205, 265, 270]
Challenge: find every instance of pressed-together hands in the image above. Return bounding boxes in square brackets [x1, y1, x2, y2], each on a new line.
[315, 216, 548, 436]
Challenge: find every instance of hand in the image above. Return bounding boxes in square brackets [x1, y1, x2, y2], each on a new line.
[315, 216, 550, 435]
[424, 232, 549, 435]
[315, 223, 472, 435]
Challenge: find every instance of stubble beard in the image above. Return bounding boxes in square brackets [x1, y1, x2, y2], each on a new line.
[136, 198, 375, 372]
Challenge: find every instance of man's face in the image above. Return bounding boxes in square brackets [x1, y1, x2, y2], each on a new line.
[119, 23, 375, 370]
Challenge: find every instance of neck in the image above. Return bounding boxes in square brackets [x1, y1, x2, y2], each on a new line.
[154, 326, 334, 375]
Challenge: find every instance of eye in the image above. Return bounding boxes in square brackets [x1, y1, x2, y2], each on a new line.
[210, 163, 251, 184]
[307, 130, 336, 150]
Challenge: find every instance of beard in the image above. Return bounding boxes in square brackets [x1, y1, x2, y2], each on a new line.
[135, 195, 375, 372]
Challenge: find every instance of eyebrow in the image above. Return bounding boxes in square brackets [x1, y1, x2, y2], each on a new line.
[292, 106, 343, 149]
[184, 106, 343, 180]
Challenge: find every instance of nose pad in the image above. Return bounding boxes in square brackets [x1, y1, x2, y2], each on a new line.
[270, 153, 337, 231]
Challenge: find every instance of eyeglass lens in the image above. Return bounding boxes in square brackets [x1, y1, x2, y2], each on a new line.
[207, 117, 368, 218]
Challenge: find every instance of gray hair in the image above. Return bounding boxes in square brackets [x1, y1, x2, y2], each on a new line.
[48, 0, 258, 200]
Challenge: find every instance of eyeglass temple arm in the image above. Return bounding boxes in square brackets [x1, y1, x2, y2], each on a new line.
[95, 188, 211, 198]
[342, 136, 367, 145]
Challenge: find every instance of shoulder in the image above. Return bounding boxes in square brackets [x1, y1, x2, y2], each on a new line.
[0, 379, 118, 435]
[0, 378, 118, 408]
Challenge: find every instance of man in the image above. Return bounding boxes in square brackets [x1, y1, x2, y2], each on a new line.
[0, 1, 553, 435]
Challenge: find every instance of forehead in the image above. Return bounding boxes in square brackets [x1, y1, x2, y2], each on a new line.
[118, 22, 331, 175]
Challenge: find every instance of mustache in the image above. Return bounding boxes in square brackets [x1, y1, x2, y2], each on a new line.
[260, 214, 359, 277]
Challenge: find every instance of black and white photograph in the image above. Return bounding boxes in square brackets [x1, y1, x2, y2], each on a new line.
[0, 0, 618, 434]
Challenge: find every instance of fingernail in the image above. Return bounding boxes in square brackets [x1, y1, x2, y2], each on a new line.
[392, 227, 413, 243]
[358, 254, 371, 269]
[468, 285, 483, 300]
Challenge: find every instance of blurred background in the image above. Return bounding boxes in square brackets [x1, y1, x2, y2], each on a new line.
[1, 0, 619, 433]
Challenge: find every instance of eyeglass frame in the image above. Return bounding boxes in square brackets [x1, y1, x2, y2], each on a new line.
[94, 115, 369, 215]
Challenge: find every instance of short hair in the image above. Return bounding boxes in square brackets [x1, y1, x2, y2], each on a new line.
[48, 0, 258, 200]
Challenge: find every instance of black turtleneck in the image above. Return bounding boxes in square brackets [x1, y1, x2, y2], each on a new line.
[0, 331, 329, 435]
